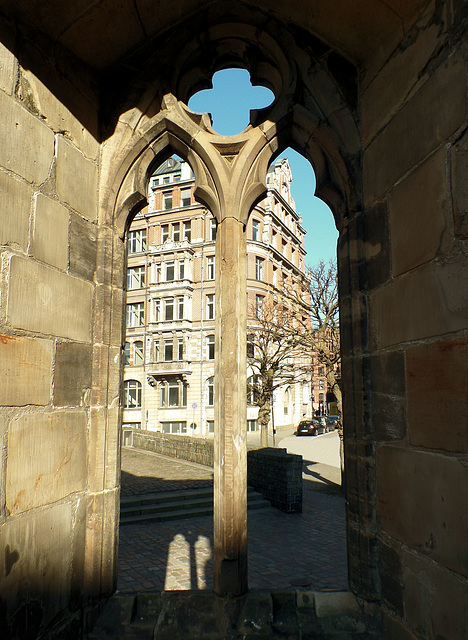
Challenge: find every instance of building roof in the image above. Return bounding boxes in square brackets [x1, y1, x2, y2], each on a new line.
[153, 157, 184, 176]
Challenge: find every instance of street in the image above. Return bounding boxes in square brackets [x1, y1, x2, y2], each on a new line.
[278, 429, 341, 468]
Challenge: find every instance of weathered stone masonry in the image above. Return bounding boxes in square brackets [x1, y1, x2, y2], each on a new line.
[129, 431, 303, 513]
[0, 2, 467, 639]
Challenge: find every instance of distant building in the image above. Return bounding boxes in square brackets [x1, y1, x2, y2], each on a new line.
[123, 156, 317, 439]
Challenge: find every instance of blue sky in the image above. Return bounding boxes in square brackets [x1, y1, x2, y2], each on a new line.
[188, 68, 338, 266]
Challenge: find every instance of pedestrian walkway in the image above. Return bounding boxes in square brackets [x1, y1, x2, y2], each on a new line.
[118, 448, 348, 593]
[121, 448, 213, 496]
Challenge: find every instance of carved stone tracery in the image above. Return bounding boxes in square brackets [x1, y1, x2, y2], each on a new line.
[106, 21, 358, 596]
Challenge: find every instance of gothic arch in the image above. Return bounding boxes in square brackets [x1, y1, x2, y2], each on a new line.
[102, 15, 361, 236]
[98, 14, 365, 597]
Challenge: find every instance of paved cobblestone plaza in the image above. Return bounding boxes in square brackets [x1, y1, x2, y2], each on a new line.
[118, 448, 348, 592]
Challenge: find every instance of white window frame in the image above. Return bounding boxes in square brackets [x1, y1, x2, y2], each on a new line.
[161, 421, 187, 434]
[165, 298, 174, 321]
[207, 294, 215, 320]
[128, 229, 146, 254]
[247, 375, 260, 405]
[252, 219, 259, 241]
[207, 256, 215, 280]
[207, 335, 215, 360]
[178, 297, 184, 320]
[247, 419, 258, 432]
[160, 381, 187, 408]
[163, 192, 173, 210]
[210, 218, 217, 241]
[126, 302, 144, 327]
[123, 422, 141, 430]
[134, 341, 144, 365]
[255, 257, 263, 281]
[207, 377, 214, 406]
[165, 260, 175, 282]
[255, 295, 263, 319]
[164, 339, 173, 362]
[123, 380, 142, 408]
[178, 259, 185, 280]
[154, 299, 160, 322]
[181, 189, 191, 207]
[124, 342, 131, 365]
[127, 265, 145, 290]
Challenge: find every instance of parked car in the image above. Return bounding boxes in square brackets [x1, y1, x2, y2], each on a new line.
[325, 415, 340, 431]
[295, 418, 326, 436]
[316, 416, 327, 430]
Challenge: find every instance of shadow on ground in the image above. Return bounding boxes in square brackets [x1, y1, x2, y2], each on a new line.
[121, 469, 213, 496]
[117, 448, 348, 594]
[302, 460, 342, 494]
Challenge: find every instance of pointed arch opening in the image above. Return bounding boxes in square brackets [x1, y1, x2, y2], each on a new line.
[101, 18, 366, 598]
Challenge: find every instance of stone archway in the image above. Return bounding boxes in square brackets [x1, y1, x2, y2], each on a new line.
[2, 2, 467, 637]
[101, 18, 362, 597]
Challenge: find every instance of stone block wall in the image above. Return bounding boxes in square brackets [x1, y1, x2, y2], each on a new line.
[0, 19, 119, 638]
[247, 447, 303, 513]
[342, 4, 468, 638]
[128, 432, 302, 512]
[1, 3, 467, 638]
[132, 430, 215, 467]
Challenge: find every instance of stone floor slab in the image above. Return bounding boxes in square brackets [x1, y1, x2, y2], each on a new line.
[118, 449, 347, 593]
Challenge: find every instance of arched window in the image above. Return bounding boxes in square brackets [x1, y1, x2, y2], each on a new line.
[123, 380, 142, 408]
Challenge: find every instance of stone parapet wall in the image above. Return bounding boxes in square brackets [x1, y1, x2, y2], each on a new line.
[131, 430, 214, 467]
[127, 431, 302, 512]
[247, 447, 303, 513]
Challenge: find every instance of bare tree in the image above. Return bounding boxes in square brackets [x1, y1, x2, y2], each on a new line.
[247, 295, 310, 447]
[305, 260, 341, 419]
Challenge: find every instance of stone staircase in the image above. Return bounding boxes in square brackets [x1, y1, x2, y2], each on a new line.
[120, 487, 270, 525]
[88, 591, 381, 639]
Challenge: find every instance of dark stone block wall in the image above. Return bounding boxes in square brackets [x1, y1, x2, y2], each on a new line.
[247, 447, 303, 513]
[128, 431, 302, 512]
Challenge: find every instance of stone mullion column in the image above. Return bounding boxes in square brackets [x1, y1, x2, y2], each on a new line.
[214, 215, 248, 596]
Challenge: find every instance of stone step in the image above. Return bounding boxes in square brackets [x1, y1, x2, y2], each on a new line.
[88, 591, 382, 639]
[120, 487, 270, 525]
